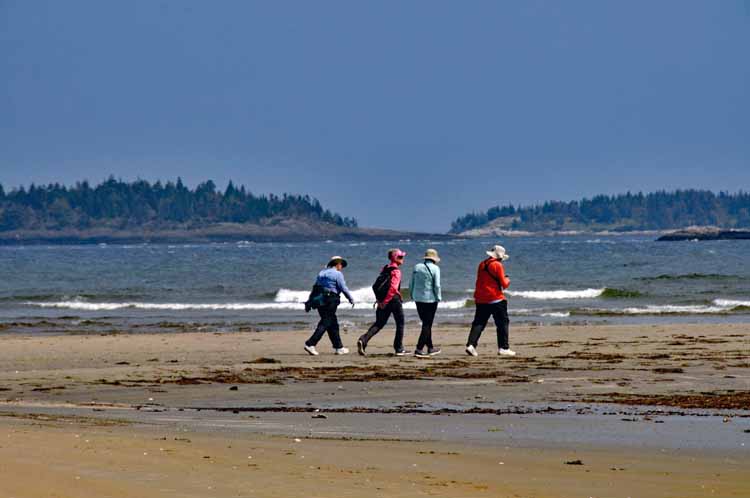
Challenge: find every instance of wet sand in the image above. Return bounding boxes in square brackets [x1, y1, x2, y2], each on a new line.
[1, 323, 749, 497]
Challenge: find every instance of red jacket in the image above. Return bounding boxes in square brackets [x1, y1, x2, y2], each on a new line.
[380, 262, 402, 306]
[473, 258, 510, 304]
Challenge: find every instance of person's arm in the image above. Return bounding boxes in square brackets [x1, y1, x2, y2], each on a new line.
[493, 262, 510, 289]
[385, 267, 401, 303]
[409, 266, 416, 301]
[434, 265, 442, 301]
[336, 272, 355, 303]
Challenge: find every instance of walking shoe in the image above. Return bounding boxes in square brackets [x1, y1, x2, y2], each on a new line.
[498, 348, 517, 357]
[414, 349, 429, 358]
[304, 344, 319, 356]
[395, 348, 409, 356]
[334, 347, 350, 355]
[465, 345, 478, 357]
[357, 338, 367, 356]
[428, 347, 442, 356]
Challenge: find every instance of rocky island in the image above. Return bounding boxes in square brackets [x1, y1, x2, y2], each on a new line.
[0, 178, 454, 244]
[657, 226, 750, 241]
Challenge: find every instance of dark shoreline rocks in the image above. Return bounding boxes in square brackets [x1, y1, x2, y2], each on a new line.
[0, 222, 460, 245]
[657, 227, 750, 241]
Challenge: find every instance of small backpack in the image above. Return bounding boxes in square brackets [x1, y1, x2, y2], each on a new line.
[372, 265, 395, 302]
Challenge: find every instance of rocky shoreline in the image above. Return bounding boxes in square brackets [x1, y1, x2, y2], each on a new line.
[657, 227, 750, 241]
[0, 221, 459, 245]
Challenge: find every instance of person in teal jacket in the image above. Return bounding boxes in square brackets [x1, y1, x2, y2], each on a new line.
[410, 248, 442, 357]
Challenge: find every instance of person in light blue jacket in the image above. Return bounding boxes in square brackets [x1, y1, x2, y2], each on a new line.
[410, 248, 442, 357]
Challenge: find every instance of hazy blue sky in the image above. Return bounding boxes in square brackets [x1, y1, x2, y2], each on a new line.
[1, 1, 748, 231]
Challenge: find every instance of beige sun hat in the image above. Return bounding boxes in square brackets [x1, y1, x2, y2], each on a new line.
[423, 248, 440, 262]
[327, 256, 348, 268]
[486, 245, 509, 261]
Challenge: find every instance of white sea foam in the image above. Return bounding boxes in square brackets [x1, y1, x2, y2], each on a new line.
[27, 286, 472, 313]
[274, 287, 377, 304]
[274, 287, 471, 310]
[507, 289, 605, 300]
[433, 300, 470, 310]
[27, 301, 304, 311]
[31, 288, 746, 317]
[591, 304, 733, 315]
[713, 299, 750, 308]
[509, 308, 569, 318]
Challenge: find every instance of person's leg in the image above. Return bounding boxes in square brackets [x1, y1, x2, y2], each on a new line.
[491, 300, 510, 349]
[306, 306, 332, 347]
[467, 304, 492, 347]
[392, 299, 405, 351]
[415, 302, 430, 351]
[418, 302, 437, 350]
[359, 304, 390, 346]
[324, 305, 344, 349]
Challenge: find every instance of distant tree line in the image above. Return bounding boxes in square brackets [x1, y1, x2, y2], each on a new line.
[0, 178, 358, 231]
[450, 190, 750, 233]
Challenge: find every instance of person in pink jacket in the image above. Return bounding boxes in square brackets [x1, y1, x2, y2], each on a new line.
[357, 249, 408, 356]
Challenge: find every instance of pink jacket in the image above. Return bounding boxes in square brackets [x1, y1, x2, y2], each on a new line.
[380, 262, 402, 307]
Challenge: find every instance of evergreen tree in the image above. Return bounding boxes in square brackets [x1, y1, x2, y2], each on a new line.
[0, 178, 357, 231]
[449, 190, 750, 233]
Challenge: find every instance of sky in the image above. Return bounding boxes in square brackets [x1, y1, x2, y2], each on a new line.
[1, 1, 748, 232]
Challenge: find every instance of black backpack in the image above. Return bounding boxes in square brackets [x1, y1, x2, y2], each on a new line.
[372, 265, 395, 302]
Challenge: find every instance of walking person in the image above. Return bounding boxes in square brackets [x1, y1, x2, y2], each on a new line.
[304, 256, 355, 356]
[410, 249, 442, 358]
[465, 245, 516, 357]
[357, 249, 408, 356]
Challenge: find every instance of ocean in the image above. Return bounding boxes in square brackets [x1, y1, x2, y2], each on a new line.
[1, 236, 749, 335]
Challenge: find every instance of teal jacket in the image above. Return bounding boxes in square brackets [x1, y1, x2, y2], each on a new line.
[409, 260, 442, 303]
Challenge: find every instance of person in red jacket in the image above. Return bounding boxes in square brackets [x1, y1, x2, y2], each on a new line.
[358, 248, 408, 356]
[465, 245, 516, 357]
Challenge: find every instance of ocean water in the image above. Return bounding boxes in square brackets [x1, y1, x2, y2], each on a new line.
[1, 236, 749, 334]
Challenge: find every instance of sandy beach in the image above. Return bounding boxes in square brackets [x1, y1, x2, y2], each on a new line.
[1, 323, 748, 497]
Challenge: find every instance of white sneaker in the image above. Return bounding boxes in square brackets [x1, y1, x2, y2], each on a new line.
[498, 348, 516, 357]
[465, 345, 478, 357]
[334, 347, 350, 355]
[304, 344, 319, 356]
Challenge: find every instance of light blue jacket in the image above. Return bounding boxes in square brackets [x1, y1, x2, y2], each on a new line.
[409, 260, 442, 303]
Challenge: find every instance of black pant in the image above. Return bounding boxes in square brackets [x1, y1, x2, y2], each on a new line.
[467, 300, 509, 349]
[415, 301, 438, 350]
[306, 301, 343, 349]
[360, 298, 405, 351]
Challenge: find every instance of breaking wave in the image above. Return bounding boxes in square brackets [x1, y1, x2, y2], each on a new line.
[24, 291, 750, 318]
[26, 300, 304, 311]
[506, 288, 605, 300]
[713, 299, 750, 308]
[571, 301, 750, 316]
[24, 287, 472, 312]
[274, 287, 469, 310]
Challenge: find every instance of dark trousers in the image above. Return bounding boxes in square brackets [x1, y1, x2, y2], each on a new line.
[306, 302, 343, 349]
[360, 298, 405, 351]
[467, 300, 510, 349]
[415, 301, 438, 350]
